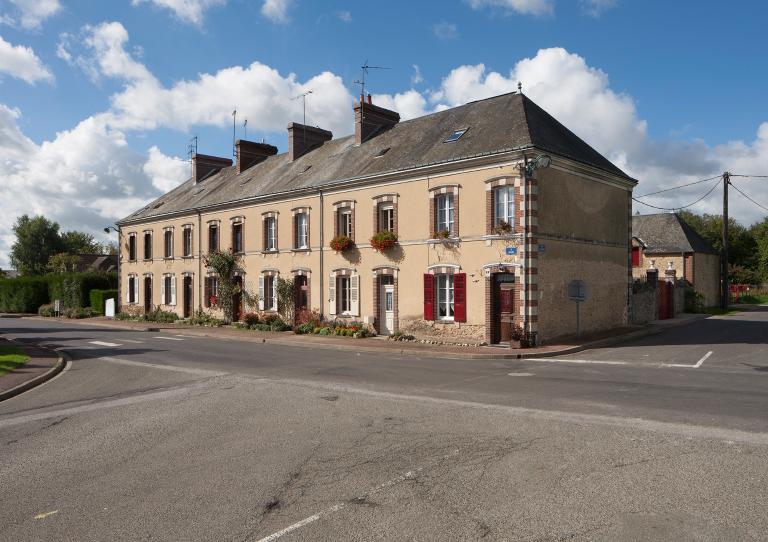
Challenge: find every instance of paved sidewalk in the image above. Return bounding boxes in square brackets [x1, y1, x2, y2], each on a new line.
[0, 338, 62, 400]
[16, 313, 709, 359]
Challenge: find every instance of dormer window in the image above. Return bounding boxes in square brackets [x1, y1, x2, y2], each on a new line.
[443, 128, 468, 143]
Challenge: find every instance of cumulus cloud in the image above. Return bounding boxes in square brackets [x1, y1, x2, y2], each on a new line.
[261, 0, 292, 23]
[411, 64, 423, 86]
[0, 35, 53, 84]
[465, 0, 554, 16]
[1, 0, 61, 29]
[130, 0, 227, 26]
[337, 10, 352, 23]
[143, 146, 189, 192]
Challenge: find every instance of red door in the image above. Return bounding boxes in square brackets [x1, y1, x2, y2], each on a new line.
[493, 273, 516, 343]
[657, 281, 673, 320]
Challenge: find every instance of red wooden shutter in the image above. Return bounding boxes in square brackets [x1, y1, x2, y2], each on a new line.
[454, 273, 467, 322]
[631, 247, 640, 267]
[423, 273, 435, 320]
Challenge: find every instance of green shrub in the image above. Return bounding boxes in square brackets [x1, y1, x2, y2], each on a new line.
[145, 308, 179, 323]
[47, 272, 117, 310]
[89, 289, 119, 315]
[270, 321, 290, 332]
[63, 306, 97, 319]
[318, 327, 332, 335]
[684, 287, 704, 313]
[0, 277, 49, 313]
[243, 312, 260, 327]
[188, 308, 223, 327]
[38, 303, 55, 317]
[295, 322, 315, 334]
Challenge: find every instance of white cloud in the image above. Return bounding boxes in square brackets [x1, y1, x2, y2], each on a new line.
[0, 35, 53, 84]
[143, 146, 189, 192]
[411, 64, 423, 86]
[466, 0, 554, 16]
[580, 0, 618, 17]
[131, 0, 227, 26]
[1, 0, 61, 29]
[261, 0, 291, 23]
[433, 22, 458, 40]
[371, 90, 429, 121]
[337, 10, 352, 23]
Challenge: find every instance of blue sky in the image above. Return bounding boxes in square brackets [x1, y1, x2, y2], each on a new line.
[1, 0, 767, 267]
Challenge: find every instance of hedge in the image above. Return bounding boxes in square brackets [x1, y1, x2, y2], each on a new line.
[0, 277, 49, 313]
[89, 289, 119, 315]
[47, 272, 117, 310]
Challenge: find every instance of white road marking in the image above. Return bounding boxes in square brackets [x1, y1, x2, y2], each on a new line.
[507, 372, 534, 377]
[33, 510, 59, 520]
[154, 336, 184, 341]
[174, 334, 201, 339]
[525, 358, 628, 365]
[255, 450, 459, 542]
[88, 341, 121, 347]
[98, 356, 227, 376]
[118, 338, 144, 344]
[663, 350, 714, 369]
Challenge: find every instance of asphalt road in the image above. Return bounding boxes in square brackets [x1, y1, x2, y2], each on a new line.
[1, 310, 767, 541]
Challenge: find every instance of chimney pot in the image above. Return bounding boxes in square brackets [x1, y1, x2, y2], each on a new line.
[366, 93, 372, 104]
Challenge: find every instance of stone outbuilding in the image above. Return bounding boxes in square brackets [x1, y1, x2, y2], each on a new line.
[632, 213, 720, 306]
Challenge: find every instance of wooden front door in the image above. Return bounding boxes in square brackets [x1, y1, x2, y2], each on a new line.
[183, 276, 193, 318]
[232, 276, 243, 322]
[492, 273, 515, 343]
[144, 277, 152, 312]
[294, 275, 308, 315]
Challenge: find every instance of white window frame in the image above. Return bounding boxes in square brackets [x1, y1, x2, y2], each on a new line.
[436, 194, 455, 235]
[494, 185, 515, 226]
[266, 217, 277, 251]
[436, 273, 454, 321]
[296, 213, 309, 249]
[259, 274, 278, 311]
[128, 234, 137, 261]
[379, 204, 394, 233]
[338, 208, 353, 238]
[182, 227, 193, 257]
[164, 230, 174, 258]
[338, 276, 351, 314]
[232, 222, 244, 253]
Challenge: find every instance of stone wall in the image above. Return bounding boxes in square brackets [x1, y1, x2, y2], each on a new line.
[399, 318, 486, 345]
[630, 288, 656, 324]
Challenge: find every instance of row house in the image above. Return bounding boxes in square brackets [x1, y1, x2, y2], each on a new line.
[117, 91, 637, 344]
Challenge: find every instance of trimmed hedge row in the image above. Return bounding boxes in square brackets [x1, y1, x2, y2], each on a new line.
[0, 277, 49, 313]
[90, 289, 119, 315]
[0, 272, 117, 313]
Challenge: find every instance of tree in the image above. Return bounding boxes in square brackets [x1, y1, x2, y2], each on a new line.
[10, 215, 65, 276]
[203, 250, 256, 324]
[750, 218, 768, 283]
[275, 276, 296, 326]
[61, 231, 103, 254]
[47, 252, 81, 274]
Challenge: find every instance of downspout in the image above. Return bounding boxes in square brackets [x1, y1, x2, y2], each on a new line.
[117, 226, 122, 314]
[319, 189, 324, 317]
[197, 209, 202, 312]
[521, 156, 529, 337]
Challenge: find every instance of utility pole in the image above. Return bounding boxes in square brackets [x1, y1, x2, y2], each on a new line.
[721, 171, 730, 310]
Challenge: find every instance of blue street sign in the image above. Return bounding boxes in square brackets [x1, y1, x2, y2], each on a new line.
[538, 243, 546, 252]
[505, 246, 517, 255]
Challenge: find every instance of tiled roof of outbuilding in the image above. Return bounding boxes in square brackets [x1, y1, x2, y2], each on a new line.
[632, 213, 718, 255]
[121, 92, 633, 224]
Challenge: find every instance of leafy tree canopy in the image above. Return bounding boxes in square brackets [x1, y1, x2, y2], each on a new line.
[10, 215, 65, 276]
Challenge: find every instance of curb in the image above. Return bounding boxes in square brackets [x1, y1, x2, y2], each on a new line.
[0, 347, 66, 402]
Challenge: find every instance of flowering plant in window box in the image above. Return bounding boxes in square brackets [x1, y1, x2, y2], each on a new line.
[330, 235, 354, 252]
[370, 231, 398, 252]
[435, 229, 452, 239]
[209, 295, 218, 307]
[492, 220, 513, 236]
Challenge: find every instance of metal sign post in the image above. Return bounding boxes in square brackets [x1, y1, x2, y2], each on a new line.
[567, 280, 588, 339]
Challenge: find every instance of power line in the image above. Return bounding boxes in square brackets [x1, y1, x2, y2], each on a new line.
[731, 174, 768, 179]
[729, 180, 768, 213]
[632, 178, 721, 211]
[634, 174, 722, 198]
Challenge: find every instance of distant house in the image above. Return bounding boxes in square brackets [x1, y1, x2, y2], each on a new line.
[73, 254, 118, 273]
[632, 213, 720, 306]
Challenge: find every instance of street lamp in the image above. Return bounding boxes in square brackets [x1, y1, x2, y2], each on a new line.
[524, 154, 552, 177]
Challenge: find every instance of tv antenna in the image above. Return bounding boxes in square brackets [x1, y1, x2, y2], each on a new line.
[353, 60, 390, 100]
[292, 89, 313, 144]
[187, 135, 198, 161]
[231, 109, 237, 157]
[243, 118, 248, 140]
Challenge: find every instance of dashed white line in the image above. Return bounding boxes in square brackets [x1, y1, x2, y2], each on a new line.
[154, 336, 184, 341]
[98, 356, 226, 376]
[663, 350, 713, 369]
[524, 358, 628, 365]
[255, 450, 459, 542]
[88, 341, 121, 347]
[118, 338, 144, 344]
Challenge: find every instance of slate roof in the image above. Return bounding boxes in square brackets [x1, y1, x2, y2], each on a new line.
[121, 92, 633, 224]
[632, 213, 718, 255]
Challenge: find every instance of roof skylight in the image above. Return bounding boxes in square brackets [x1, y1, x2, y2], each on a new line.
[444, 128, 468, 143]
[374, 147, 390, 158]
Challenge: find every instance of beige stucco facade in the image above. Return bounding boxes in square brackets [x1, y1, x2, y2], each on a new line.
[119, 151, 634, 345]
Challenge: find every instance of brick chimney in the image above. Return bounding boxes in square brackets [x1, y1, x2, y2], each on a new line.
[193, 154, 232, 184]
[354, 94, 400, 145]
[287, 122, 333, 161]
[236, 139, 278, 174]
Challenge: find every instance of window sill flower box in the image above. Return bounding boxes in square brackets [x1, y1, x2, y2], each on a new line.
[330, 235, 354, 252]
[370, 231, 398, 252]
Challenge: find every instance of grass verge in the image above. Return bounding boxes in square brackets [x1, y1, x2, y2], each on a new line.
[0, 345, 30, 377]
[736, 295, 768, 305]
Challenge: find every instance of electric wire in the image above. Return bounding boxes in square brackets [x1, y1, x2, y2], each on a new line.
[632, 178, 721, 211]
[731, 174, 768, 179]
[729, 180, 768, 213]
[633, 174, 722, 198]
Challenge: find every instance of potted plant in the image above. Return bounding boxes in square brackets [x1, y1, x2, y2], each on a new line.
[370, 231, 398, 252]
[330, 235, 353, 252]
[493, 220, 513, 236]
[435, 229, 451, 240]
[510, 324, 524, 349]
